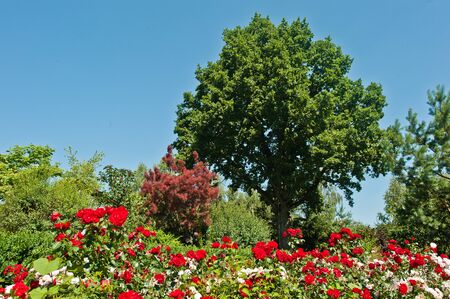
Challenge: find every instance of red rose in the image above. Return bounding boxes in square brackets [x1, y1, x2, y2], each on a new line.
[108, 206, 129, 227]
[76, 208, 100, 224]
[398, 283, 408, 295]
[304, 274, 315, 285]
[127, 248, 136, 257]
[169, 253, 187, 267]
[362, 288, 372, 299]
[154, 273, 165, 284]
[122, 270, 133, 284]
[12, 282, 29, 299]
[149, 246, 161, 255]
[333, 268, 342, 278]
[54, 221, 71, 230]
[94, 207, 107, 218]
[54, 233, 66, 242]
[252, 247, 267, 260]
[118, 290, 143, 299]
[168, 289, 185, 299]
[195, 249, 207, 260]
[221, 236, 232, 243]
[187, 249, 207, 261]
[352, 247, 364, 255]
[13, 271, 29, 283]
[327, 288, 340, 298]
[50, 212, 62, 222]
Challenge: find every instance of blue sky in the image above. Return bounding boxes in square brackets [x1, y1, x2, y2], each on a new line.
[1, 0, 449, 224]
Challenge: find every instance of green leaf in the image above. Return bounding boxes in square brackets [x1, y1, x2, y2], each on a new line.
[33, 257, 61, 275]
[29, 287, 48, 299]
[47, 286, 59, 295]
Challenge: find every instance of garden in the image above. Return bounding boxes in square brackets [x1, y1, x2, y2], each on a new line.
[1, 13, 449, 299]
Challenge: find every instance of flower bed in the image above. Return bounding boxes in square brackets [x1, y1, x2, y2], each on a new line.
[0, 206, 449, 298]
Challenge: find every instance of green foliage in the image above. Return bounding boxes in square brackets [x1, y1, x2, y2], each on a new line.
[97, 165, 138, 207]
[387, 86, 450, 252]
[0, 145, 58, 201]
[208, 190, 272, 246]
[96, 164, 149, 229]
[0, 230, 53, 267]
[149, 229, 189, 253]
[293, 185, 353, 248]
[376, 178, 407, 238]
[174, 14, 390, 245]
[0, 145, 102, 233]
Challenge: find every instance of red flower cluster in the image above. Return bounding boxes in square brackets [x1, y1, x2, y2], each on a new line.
[3, 264, 28, 284]
[11, 282, 29, 299]
[75, 206, 128, 227]
[282, 228, 303, 239]
[54, 221, 71, 230]
[169, 253, 187, 268]
[327, 288, 341, 298]
[186, 249, 207, 261]
[252, 241, 278, 260]
[352, 288, 372, 299]
[328, 228, 361, 246]
[75, 207, 107, 224]
[211, 236, 239, 249]
[118, 290, 143, 299]
[168, 289, 185, 299]
[50, 212, 62, 222]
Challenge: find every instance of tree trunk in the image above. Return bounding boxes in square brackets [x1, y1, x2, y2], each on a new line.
[276, 199, 290, 249]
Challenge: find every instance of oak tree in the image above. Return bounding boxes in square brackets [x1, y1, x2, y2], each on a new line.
[174, 15, 390, 245]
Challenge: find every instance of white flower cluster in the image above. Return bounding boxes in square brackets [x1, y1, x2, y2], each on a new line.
[236, 267, 271, 284]
[33, 266, 73, 287]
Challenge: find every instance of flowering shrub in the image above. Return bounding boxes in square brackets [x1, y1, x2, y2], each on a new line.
[141, 146, 219, 243]
[0, 207, 449, 299]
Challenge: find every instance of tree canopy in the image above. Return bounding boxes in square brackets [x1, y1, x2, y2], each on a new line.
[386, 86, 449, 249]
[174, 15, 391, 244]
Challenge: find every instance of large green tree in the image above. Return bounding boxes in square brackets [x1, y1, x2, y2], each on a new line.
[387, 86, 449, 250]
[174, 15, 390, 245]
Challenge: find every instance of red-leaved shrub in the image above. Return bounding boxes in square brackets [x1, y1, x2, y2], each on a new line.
[141, 146, 219, 243]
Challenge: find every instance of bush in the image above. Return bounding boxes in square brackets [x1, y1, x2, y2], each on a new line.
[0, 147, 102, 233]
[207, 190, 272, 246]
[1, 206, 449, 299]
[141, 146, 219, 243]
[0, 230, 53, 268]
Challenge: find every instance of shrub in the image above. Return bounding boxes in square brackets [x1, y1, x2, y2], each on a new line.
[207, 190, 272, 246]
[0, 230, 53, 267]
[141, 146, 219, 243]
[0, 147, 101, 233]
[95, 165, 147, 229]
[1, 208, 449, 299]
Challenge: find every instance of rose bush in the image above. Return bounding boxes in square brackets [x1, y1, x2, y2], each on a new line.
[0, 206, 449, 298]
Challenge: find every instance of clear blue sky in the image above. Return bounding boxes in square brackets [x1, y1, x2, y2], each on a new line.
[1, 0, 449, 225]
